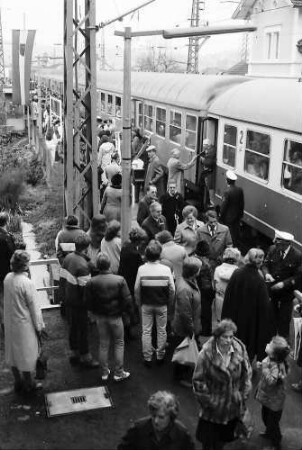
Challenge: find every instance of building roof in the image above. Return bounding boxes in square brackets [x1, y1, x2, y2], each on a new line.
[232, 0, 302, 19]
[223, 61, 248, 76]
[208, 78, 302, 134]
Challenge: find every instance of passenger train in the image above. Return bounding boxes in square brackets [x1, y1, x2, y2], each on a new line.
[37, 71, 302, 250]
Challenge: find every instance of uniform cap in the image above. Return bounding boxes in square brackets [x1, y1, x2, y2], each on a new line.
[275, 230, 294, 242]
[146, 145, 156, 152]
[226, 170, 237, 181]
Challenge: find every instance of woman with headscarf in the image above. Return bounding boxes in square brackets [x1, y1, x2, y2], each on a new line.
[213, 247, 241, 324]
[100, 173, 122, 222]
[4, 250, 45, 394]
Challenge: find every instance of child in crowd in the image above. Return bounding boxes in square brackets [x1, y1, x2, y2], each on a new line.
[255, 336, 290, 450]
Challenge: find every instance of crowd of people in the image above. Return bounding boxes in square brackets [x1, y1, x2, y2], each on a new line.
[1, 126, 302, 450]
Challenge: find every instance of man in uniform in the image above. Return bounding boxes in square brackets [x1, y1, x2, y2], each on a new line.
[219, 170, 244, 248]
[263, 230, 302, 339]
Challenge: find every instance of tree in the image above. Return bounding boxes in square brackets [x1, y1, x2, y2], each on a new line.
[134, 48, 185, 73]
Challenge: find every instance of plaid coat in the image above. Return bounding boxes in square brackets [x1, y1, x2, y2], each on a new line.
[192, 336, 252, 424]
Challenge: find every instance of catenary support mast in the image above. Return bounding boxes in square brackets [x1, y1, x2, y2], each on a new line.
[63, 0, 98, 225]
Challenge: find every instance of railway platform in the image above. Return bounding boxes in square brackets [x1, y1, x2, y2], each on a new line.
[0, 203, 301, 450]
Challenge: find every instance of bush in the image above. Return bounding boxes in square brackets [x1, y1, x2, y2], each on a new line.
[0, 169, 25, 211]
[26, 154, 45, 186]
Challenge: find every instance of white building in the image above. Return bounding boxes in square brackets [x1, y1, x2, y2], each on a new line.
[233, 0, 302, 78]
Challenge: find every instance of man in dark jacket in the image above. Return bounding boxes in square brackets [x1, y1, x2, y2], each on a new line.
[0, 212, 16, 330]
[117, 390, 195, 450]
[219, 170, 244, 248]
[222, 248, 273, 361]
[142, 202, 167, 242]
[85, 252, 132, 382]
[160, 181, 185, 236]
[137, 185, 158, 226]
[60, 233, 99, 368]
[262, 230, 302, 339]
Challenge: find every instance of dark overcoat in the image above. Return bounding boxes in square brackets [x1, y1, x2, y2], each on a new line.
[222, 263, 273, 361]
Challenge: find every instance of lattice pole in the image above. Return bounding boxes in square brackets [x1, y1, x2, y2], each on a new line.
[63, 0, 98, 226]
[187, 0, 203, 74]
[0, 9, 6, 125]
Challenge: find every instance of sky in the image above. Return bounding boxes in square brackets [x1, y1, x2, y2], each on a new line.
[1, 0, 245, 68]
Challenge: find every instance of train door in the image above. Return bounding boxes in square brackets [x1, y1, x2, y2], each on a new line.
[195, 117, 218, 184]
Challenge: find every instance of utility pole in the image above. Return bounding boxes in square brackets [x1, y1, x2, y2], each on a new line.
[64, 0, 98, 225]
[186, 0, 210, 74]
[0, 9, 6, 125]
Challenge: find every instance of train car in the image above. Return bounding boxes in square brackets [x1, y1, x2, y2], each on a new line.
[208, 78, 302, 250]
[37, 70, 302, 249]
[97, 70, 249, 198]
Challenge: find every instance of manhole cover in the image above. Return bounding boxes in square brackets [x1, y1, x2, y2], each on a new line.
[45, 386, 113, 417]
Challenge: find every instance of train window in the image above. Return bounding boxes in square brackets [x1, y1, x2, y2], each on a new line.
[156, 107, 166, 137]
[108, 94, 113, 114]
[101, 93, 105, 111]
[282, 140, 302, 195]
[170, 110, 182, 144]
[115, 96, 122, 117]
[223, 124, 237, 167]
[244, 130, 270, 180]
[138, 102, 143, 129]
[185, 114, 197, 151]
[144, 104, 154, 132]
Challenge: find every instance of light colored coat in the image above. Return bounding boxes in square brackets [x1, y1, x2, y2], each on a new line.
[144, 154, 165, 198]
[213, 262, 238, 322]
[4, 272, 44, 372]
[167, 156, 196, 196]
[174, 220, 204, 255]
[255, 357, 288, 411]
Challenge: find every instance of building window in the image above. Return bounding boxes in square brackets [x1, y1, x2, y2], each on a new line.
[223, 124, 237, 168]
[244, 130, 270, 180]
[144, 104, 154, 132]
[138, 102, 143, 129]
[185, 114, 197, 151]
[115, 96, 121, 117]
[282, 140, 302, 195]
[156, 107, 166, 137]
[265, 29, 280, 60]
[169, 110, 182, 144]
[108, 94, 113, 114]
[101, 92, 105, 111]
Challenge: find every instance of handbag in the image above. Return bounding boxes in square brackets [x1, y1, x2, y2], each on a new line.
[234, 408, 254, 441]
[35, 349, 48, 380]
[172, 336, 199, 367]
[35, 330, 49, 380]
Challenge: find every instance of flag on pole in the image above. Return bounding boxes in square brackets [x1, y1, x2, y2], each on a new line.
[12, 29, 36, 105]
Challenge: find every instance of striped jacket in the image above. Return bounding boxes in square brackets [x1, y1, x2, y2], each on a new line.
[134, 261, 175, 307]
[192, 336, 252, 424]
[60, 251, 91, 309]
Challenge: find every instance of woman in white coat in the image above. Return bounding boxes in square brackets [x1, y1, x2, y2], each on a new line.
[4, 250, 45, 394]
[213, 247, 241, 324]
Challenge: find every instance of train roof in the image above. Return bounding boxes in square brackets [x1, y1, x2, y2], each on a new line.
[208, 78, 302, 134]
[98, 71, 250, 114]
